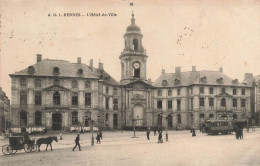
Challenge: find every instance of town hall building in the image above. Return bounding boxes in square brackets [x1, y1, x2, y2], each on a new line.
[9, 13, 251, 132]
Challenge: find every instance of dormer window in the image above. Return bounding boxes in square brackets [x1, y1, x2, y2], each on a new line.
[77, 68, 83, 76]
[162, 80, 168, 86]
[174, 79, 180, 85]
[105, 77, 111, 81]
[27, 66, 35, 74]
[232, 79, 238, 84]
[200, 77, 207, 83]
[53, 67, 60, 75]
[217, 77, 223, 84]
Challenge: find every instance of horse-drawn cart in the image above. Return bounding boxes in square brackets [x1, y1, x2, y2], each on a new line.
[2, 136, 37, 155]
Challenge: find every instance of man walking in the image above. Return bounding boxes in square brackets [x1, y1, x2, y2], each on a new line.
[72, 134, 81, 151]
[153, 127, 157, 136]
[146, 127, 150, 140]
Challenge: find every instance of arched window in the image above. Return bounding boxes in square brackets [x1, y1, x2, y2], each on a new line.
[162, 80, 168, 86]
[53, 91, 60, 106]
[133, 39, 138, 50]
[35, 111, 42, 126]
[53, 67, 60, 75]
[77, 68, 83, 75]
[20, 111, 27, 127]
[72, 80, 77, 88]
[177, 114, 181, 124]
[221, 98, 226, 107]
[221, 88, 226, 93]
[113, 98, 118, 110]
[27, 66, 35, 74]
[35, 79, 41, 87]
[72, 112, 78, 125]
[200, 113, 205, 119]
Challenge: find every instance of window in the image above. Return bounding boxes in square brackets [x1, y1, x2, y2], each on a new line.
[221, 98, 226, 107]
[177, 89, 181, 95]
[85, 93, 91, 106]
[177, 100, 181, 110]
[133, 39, 138, 50]
[85, 80, 91, 89]
[191, 98, 193, 109]
[53, 91, 60, 106]
[157, 114, 162, 126]
[209, 98, 214, 107]
[177, 114, 181, 124]
[209, 87, 214, 94]
[168, 90, 172, 96]
[200, 113, 205, 119]
[20, 111, 27, 127]
[233, 114, 237, 119]
[190, 87, 193, 94]
[20, 91, 27, 106]
[242, 89, 245, 95]
[241, 99, 246, 107]
[157, 90, 162, 96]
[72, 80, 77, 88]
[105, 113, 109, 126]
[113, 98, 118, 110]
[157, 100, 162, 109]
[200, 87, 204, 94]
[72, 93, 78, 106]
[20, 78, 27, 87]
[174, 79, 180, 85]
[167, 115, 173, 127]
[233, 89, 237, 95]
[35, 79, 41, 87]
[77, 69, 83, 75]
[35, 111, 42, 126]
[105, 97, 109, 109]
[209, 114, 214, 118]
[233, 99, 237, 107]
[113, 87, 118, 95]
[200, 98, 205, 107]
[72, 112, 78, 125]
[221, 88, 226, 93]
[27, 66, 35, 74]
[190, 114, 194, 125]
[168, 100, 172, 109]
[35, 91, 42, 105]
[106, 86, 109, 94]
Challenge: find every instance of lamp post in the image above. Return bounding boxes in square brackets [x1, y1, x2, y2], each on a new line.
[130, 115, 138, 138]
[165, 113, 173, 142]
[91, 119, 94, 146]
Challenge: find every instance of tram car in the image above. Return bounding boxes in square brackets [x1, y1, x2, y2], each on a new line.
[204, 119, 234, 135]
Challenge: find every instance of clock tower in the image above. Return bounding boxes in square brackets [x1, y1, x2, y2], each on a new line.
[120, 13, 148, 85]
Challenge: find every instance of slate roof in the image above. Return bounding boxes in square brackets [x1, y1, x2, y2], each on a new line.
[9, 59, 120, 86]
[152, 70, 248, 87]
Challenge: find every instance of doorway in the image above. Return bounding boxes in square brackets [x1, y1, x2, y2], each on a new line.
[52, 113, 62, 130]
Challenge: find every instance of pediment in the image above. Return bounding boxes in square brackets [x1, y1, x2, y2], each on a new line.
[215, 92, 233, 98]
[122, 80, 154, 90]
[43, 85, 70, 92]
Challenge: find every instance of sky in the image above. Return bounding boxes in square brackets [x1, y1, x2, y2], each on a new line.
[0, 0, 259, 99]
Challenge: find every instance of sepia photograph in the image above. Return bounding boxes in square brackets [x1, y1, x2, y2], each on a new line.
[0, 0, 259, 165]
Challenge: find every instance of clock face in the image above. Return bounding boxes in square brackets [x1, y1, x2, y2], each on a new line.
[133, 62, 140, 69]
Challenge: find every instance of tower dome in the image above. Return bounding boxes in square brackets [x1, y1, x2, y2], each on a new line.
[126, 14, 141, 32]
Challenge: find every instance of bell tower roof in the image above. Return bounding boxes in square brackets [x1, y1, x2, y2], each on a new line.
[126, 13, 141, 32]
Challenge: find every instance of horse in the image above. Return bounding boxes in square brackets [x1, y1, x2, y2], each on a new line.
[36, 136, 58, 152]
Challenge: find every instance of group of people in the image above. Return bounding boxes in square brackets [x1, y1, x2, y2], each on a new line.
[96, 131, 102, 144]
[146, 127, 163, 143]
[235, 127, 243, 140]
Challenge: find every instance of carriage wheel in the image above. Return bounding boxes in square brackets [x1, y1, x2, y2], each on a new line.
[31, 144, 37, 152]
[2, 145, 13, 155]
[24, 144, 32, 153]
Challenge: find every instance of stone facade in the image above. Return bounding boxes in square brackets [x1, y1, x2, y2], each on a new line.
[0, 87, 10, 133]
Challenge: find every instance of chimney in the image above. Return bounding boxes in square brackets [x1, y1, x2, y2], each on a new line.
[192, 66, 196, 72]
[98, 60, 103, 70]
[89, 59, 93, 70]
[162, 69, 165, 75]
[244, 73, 253, 80]
[77, 57, 81, 64]
[219, 67, 223, 73]
[37, 54, 42, 63]
[175, 66, 181, 74]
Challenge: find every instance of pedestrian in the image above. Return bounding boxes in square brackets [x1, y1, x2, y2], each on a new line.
[96, 132, 101, 144]
[72, 134, 81, 151]
[153, 127, 157, 136]
[146, 127, 150, 140]
[158, 130, 163, 143]
[192, 128, 196, 137]
[80, 127, 84, 134]
[59, 132, 63, 140]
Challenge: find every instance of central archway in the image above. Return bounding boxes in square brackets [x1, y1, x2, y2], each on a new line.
[133, 105, 144, 126]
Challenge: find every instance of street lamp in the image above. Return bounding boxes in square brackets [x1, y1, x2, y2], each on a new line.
[90, 119, 94, 146]
[129, 115, 138, 138]
[162, 113, 173, 142]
